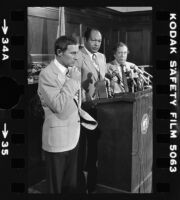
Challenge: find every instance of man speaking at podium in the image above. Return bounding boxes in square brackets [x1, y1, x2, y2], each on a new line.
[107, 42, 144, 95]
[76, 28, 107, 193]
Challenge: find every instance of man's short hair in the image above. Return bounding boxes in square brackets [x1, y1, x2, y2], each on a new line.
[54, 36, 77, 55]
[84, 27, 101, 41]
[112, 42, 129, 55]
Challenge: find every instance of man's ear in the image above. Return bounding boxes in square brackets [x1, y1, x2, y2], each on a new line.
[57, 49, 62, 56]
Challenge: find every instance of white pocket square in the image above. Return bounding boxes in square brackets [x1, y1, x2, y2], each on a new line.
[79, 109, 98, 130]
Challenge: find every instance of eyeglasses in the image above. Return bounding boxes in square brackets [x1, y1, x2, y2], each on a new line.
[90, 39, 102, 43]
[118, 52, 128, 55]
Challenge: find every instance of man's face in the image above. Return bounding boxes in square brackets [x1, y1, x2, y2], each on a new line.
[60, 44, 79, 67]
[85, 30, 102, 53]
[114, 46, 128, 65]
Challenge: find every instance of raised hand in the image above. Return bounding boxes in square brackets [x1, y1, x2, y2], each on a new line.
[69, 66, 81, 82]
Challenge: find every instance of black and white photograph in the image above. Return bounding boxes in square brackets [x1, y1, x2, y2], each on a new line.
[1, 1, 180, 199]
[27, 7, 153, 194]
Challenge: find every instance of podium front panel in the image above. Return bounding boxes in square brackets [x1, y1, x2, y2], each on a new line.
[131, 91, 152, 193]
[97, 99, 134, 192]
[96, 90, 152, 193]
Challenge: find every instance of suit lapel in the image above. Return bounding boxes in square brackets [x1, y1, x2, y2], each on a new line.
[110, 60, 129, 92]
[111, 60, 116, 65]
[51, 60, 66, 87]
[81, 48, 99, 81]
[96, 53, 105, 80]
[78, 89, 81, 108]
[110, 60, 120, 78]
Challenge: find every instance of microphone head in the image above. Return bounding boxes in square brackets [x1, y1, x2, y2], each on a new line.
[109, 64, 117, 71]
[105, 73, 113, 80]
[129, 65, 137, 73]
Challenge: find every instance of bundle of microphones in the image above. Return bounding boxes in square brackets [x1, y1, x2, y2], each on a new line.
[105, 64, 152, 96]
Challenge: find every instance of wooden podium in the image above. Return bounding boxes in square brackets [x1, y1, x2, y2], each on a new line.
[96, 88, 152, 193]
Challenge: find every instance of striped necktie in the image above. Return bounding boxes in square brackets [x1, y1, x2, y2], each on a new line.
[92, 53, 100, 79]
[120, 64, 129, 92]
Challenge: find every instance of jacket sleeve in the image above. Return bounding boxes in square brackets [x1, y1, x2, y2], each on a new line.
[38, 69, 79, 114]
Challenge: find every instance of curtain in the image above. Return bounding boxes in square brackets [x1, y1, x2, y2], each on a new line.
[56, 7, 65, 38]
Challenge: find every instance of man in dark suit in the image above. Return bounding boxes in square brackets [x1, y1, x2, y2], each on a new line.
[38, 36, 97, 194]
[76, 28, 107, 193]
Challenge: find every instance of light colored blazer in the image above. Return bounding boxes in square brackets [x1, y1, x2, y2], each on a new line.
[109, 60, 138, 77]
[76, 48, 107, 101]
[38, 61, 97, 153]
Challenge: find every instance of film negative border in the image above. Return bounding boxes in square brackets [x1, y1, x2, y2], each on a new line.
[0, 3, 179, 200]
[154, 10, 179, 195]
[154, 10, 170, 193]
[0, 8, 27, 194]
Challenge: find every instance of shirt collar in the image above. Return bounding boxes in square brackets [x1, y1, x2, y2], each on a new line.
[54, 57, 68, 76]
[84, 47, 97, 60]
[115, 59, 126, 67]
[114, 59, 120, 66]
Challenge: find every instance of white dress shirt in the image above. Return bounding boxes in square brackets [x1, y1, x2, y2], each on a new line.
[54, 57, 68, 75]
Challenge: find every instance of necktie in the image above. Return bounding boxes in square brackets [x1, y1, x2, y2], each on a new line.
[120, 64, 129, 92]
[66, 68, 80, 106]
[92, 53, 100, 79]
[92, 54, 99, 69]
[66, 68, 70, 78]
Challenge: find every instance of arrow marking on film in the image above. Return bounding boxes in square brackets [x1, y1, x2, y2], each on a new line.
[2, 19, 8, 35]
[2, 123, 8, 139]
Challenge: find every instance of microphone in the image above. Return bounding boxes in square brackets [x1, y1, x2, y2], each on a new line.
[130, 65, 143, 74]
[105, 72, 113, 80]
[104, 76, 113, 98]
[130, 65, 151, 84]
[104, 76, 110, 86]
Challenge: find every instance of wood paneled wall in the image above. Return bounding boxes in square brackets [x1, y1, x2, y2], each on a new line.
[28, 7, 152, 65]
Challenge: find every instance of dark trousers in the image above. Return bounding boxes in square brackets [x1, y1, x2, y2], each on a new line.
[77, 128, 87, 193]
[79, 103, 100, 193]
[86, 127, 99, 192]
[44, 145, 78, 194]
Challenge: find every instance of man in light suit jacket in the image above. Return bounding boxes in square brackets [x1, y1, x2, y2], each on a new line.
[38, 36, 97, 194]
[76, 28, 107, 193]
[107, 42, 143, 95]
[77, 28, 107, 101]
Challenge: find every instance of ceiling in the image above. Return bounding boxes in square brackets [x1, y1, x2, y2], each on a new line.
[107, 7, 152, 12]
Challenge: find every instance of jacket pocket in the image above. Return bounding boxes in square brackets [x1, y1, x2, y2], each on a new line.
[48, 126, 68, 147]
[46, 111, 78, 127]
[48, 118, 68, 127]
